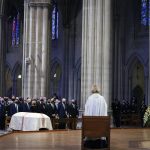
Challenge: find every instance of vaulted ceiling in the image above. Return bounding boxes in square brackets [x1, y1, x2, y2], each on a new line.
[5, 0, 82, 27]
[55, 0, 82, 28]
[5, 0, 24, 19]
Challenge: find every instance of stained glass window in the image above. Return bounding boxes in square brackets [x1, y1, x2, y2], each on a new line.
[141, 0, 150, 26]
[12, 12, 20, 46]
[52, 5, 58, 40]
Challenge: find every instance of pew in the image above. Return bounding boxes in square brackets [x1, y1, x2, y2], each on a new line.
[82, 116, 110, 150]
[51, 118, 77, 129]
[5, 116, 11, 130]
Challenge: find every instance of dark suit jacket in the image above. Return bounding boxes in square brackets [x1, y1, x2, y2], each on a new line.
[0, 104, 6, 129]
[45, 103, 57, 118]
[37, 102, 46, 114]
[18, 102, 31, 112]
[9, 103, 18, 116]
[58, 102, 68, 118]
[68, 104, 79, 118]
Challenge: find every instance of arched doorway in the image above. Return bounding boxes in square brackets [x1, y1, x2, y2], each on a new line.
[5, 65, 12, 97]
[50, 62, 62, 98]
[13, 64, 22, 96]
[130, 60, 145, 109]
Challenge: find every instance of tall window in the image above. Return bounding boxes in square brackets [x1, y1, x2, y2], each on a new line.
[141, 0, 150, 26]
[52, 4, 58, 40]
[12, 12, 20, 46]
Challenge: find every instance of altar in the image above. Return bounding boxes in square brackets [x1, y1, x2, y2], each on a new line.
[9, 112, 53, 131]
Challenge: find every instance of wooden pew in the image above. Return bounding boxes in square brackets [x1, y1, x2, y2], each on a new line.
[51, 118, 77, 130]
[5, 116, 11, 130]
[82, 116, 110, 150]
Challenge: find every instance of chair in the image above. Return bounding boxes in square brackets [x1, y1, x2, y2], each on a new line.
[51, 118, 70, 129]
[51, 118, 59, 129]
[5, 116, 11, 130]
[68, 118, 77, 129]
[82, 116, 110, 150]
[131, 113, 141, 126]
[121, 113, 130, 126]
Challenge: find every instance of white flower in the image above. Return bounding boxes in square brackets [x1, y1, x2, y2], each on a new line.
[143, 106, 150, 125]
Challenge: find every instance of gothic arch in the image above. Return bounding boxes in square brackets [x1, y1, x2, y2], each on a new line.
[145, 58, 149, 77]
[74, 57, 81, 108]
[5, 63, 12, 97]
[125, 53, 146, 105]
[12, 62, 22, 96]
[51, 57, 62, 71]
[50, 58, 62, 98]
[126, 53, 146, 77]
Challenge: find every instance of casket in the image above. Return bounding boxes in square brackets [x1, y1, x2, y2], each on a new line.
[9, 112, 53, 131]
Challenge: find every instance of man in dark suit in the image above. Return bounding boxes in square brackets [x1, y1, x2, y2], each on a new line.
[0, 98, 6, 130]
[68, 99, 79, 129]
[30, 100, 38, 113]
[112, 98, 121, 127]
[45, 98, 57, 118]
[58, 98, 68, 129]
[68, 99, 79, 118]
[18, 97, 31, 112]
[9, 98, 19, 116]
[37, 98, 46, 114]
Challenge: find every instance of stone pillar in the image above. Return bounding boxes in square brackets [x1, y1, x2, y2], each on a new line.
[41, 6, 50, 96]
[34, 7, 42, 97]
[22, 0, 51, 98]
[0, 15, 4, 96]
[28, 6, 35, 97]
[147, 52, 150, 105]
[81, 0, 112, 110]
[0, 0, 5, 96]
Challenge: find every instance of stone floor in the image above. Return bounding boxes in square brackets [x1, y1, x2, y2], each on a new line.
[0, 129, 150, 150]
[0, 129, 12, 136]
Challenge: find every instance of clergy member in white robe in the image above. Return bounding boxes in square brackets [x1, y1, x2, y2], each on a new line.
[84, 85, 107, 116]
[84, 85, 108, 148]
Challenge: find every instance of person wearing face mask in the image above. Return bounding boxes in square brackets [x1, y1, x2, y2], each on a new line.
[45, 98, 57, 118]
[68, 99, 79, 118]
[30, 99, 38, 113]
[57, 98, 68, 129]
[9, 98, 19, 116]
[68, 99, 79, 129]
[11, 95, 16, 102]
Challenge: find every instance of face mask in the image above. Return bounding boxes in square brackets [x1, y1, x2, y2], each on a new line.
[1, 101, 5, 105]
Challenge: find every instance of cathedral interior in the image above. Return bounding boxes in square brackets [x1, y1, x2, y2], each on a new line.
[1, 1, 150, 150]
[0, 0, 149, 111]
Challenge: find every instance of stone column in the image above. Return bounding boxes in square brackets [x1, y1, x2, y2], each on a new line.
[34, 7, 42, 97]
[41, 6, 50, 96]
[81, 0, 112, 110]
[148, 52, 150, 105]
[28, 6, 36, 97]
[0, 0, 5, 96]
[0, 15, 4, 96]
[22, 0, 51, 98]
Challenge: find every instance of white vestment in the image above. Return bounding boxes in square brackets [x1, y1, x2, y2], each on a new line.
[84, 93, 107, 116]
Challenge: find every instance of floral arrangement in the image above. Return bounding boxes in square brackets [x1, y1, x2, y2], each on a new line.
[143, 106, 150, 127]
